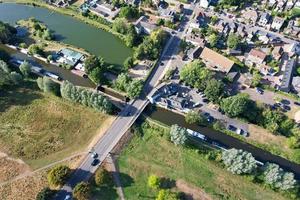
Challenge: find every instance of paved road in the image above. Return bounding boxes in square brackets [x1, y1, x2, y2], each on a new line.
[55, 4, 198, 199]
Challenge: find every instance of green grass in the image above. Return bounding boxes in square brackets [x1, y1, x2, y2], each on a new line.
[91, 185, 119, 200]
[117, 121, 291, 200]
[0, 80, 111, 169]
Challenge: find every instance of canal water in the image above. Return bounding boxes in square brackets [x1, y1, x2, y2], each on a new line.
[0, 3, 132, 66]
[145, 106, 300, 179]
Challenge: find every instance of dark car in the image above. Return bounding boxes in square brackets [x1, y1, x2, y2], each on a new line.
[294, 102, 300, 106]
[91, 159, 99, 166]
[228, 125, 237, 131]
[202, 98, 209, 103]
[207, 116, 214, 123]
[283, 105, 291, 111]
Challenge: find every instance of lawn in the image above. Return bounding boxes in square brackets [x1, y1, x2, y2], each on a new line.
[0, 80, 112, 169]
[117, 120, 290, 200]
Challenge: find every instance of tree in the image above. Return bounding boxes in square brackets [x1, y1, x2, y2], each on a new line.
[73, 182, 91, 200]
[220, 94, 250, 118]
[180, 60, 213, 90]
[119, 5, 139, 20]
[42, 29, 53, 40]
[124, 56, 134, 70]
[89, 67, 104, 84]
[0, 21, 16, 43]
[95, 168, 111, 186]
[36, 187, 54, 200]
[127, 79, 143, 99]
[9, 71, 22, 85]
[156, 189, 178, 200]
[261, 108, 285, 134]
[169, 124, 188, 146]
[227, 33, 240, 49]
[222, 148, 257, 175]
[84, 55, 105, 74]
[114, 73, 131, 91]
[263, 163, 297, 191]
[185, 111, 204, 124]
[208, 33, 219, 47]
[0, 59, 10, 73]
[19, 60, 32, 77]
[148, 174, 160, 189]
[112, 18, 128, 34]
[204, 79, 224, 103]
[287, 136, 300, 149]
[251, 71, 262, 87]
[28, 44, 44, 56]
[37, 77, 60, 96]
[47, 165, 71, 187]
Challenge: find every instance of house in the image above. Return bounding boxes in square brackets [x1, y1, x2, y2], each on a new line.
[286, 0, 295, 10]
[134, 16, 157, 35]
[56, 48, 85, 68]
[258, 13, 271, 27]
[200, 47, 235, 73]
[268, 0, 277, 7]
[227, 22, 237, 33]
[200, 0, 211, 8]
[158, 5, 176, 22]
[272, 46, 284, 60]
[292, 76, 300, 93]
[89, 2, 120, 19]
[185, 34, 206, 47]
[161, 96, 188, 111]
[242, 10, 259, 24]
[214, 20, 227, 33]
[187, 46, 202, 60]
[236, 25, 246, 37]
[247, 49, 267, 66]
[125, 0, 141, 6]
[279, 58, 296, 92]
[271, 16, 285, 30]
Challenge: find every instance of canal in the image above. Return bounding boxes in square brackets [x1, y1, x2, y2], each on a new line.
[0, 3, 132, 67]
[0, 44, 95, 88]
[145, 106, 300, 179]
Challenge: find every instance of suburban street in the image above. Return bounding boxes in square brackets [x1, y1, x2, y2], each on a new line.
[55, 3, 198, 199]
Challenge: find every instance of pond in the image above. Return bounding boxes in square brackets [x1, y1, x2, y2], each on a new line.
[0, 3, 132, 67]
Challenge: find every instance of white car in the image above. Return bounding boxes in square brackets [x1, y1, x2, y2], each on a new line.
[64, 195, 71, 200]
[91, 152, 98, 159]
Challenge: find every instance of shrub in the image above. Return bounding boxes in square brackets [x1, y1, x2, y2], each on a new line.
[148, 174, 160, 189]
[47, 165, 71, 187]
[95, 168, 111, 186]
[19, 60, 32, 78]
[36, 77, 60, 96]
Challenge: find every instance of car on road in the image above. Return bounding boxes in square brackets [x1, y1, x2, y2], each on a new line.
[91, 159, 99, 166]
[256, 87, 264, 94]
[91, 152, 98, 159]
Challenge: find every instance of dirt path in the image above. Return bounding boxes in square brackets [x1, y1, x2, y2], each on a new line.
[176, 179, 212, 200]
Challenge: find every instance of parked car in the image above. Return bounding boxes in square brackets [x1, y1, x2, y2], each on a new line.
[256, 87, 264, 94]
[237, 129, 249, 137]
[294, 102, 300, 106]
[64, 195, 71, 200]
[202, 98, 209, 103]
[283, 105, 291, 111]
[228, 125, 237, 131]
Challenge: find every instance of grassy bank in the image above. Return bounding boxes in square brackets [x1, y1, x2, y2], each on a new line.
[0, 80, 113, 169]
[117, 120, 291, 200]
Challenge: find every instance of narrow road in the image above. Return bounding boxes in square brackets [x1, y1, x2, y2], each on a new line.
[55, 3, 198, 199]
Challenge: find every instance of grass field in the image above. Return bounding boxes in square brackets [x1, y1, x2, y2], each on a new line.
[117, 120, 290, 200]
[0, 80, 112, 169]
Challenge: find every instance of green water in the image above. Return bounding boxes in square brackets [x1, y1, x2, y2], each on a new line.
[0, 3, 132, 66]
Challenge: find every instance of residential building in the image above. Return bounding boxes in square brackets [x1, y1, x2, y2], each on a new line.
[200, 47, 235, 73]
[279, 58, 296, 92]
[187, 46, 202, 60]
[272, 46, 284, 60]
[247, 49, 267, 66]
[284, 43, 300, 56]
[185, 34, 206, 47]
[56, 48, 85, 67]
[134, 16, 157, 35]
[258, 13, 271, 27]
[271, 16, 285, 30]
[242, 10, 259, 24]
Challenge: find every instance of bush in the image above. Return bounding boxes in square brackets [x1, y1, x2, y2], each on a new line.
[185, 111, 205, 125]
[47, 165, 71, 187]
[9, 71, 23, 85]
[28, 44, 44, 56]
[156, 189, 179, 200]
[127, 79, 143, 99]
[148, 174, 161, 189]
[36, 187, 54, 200]
[73, 182, 91, 200]
[124, 56, 134, 70]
